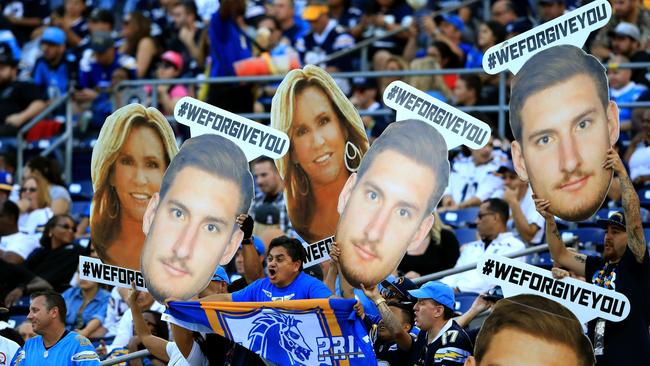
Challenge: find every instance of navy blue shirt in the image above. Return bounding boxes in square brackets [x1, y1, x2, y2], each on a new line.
[410, 320, 473, 366]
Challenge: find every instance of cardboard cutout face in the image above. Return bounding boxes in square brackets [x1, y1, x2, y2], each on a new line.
[90, 104, 178, 270]
[335, 120, 449, 288]
[140, 134, 253, 303]
[509, 46, 619, 222]
[271, 65, 369, 243]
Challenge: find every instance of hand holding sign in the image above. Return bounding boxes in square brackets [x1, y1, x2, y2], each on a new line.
[174, 97, 289, 162]
[483, 0, 611, 75]
[382, 81, 491, 150]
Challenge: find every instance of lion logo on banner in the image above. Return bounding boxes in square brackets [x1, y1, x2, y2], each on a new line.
[247, 311, 312, 365]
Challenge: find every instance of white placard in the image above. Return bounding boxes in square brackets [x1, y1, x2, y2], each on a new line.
[303, 236, 334, 268]
[78, 255, 148, 292]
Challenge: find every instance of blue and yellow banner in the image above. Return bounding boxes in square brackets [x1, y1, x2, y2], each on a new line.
[167, 298, 376, 366]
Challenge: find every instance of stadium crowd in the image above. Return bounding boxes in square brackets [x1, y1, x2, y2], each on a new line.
[0, 0, 649, 365]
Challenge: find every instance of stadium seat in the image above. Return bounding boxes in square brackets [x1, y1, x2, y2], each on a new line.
[638, 189, 650, 209]
[560, 228, 605, 248]
[70, 201, 91, 222]
[454, 292, 478, 313]
[69, 180, 94, 201]
[530, 252, 554, 269]
[454, 228, 478, 245]
[441, 207, 479, 228]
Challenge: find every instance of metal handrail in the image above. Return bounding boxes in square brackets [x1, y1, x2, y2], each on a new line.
[16, 94, 71, 183]
[100, 349, 151, 366]
[412, 244, 551, 284]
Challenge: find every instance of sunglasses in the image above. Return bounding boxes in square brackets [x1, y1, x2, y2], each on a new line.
[159, 61, 177, 70]
[477, 212, 496, 220]
[56, 223, 76, 231]
[20, 187, 37, 193]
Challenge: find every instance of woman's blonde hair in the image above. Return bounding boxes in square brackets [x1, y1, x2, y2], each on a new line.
[408, 57, 452, 102]
[271, 65, 369, 237]
[90, 104, 178, 260]
[23, 176, 51, 209]
[428, 211, 452, 245]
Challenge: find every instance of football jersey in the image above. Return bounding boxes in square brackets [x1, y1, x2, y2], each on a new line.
[15, 331, 100, 366]
[410, 320, 473, 366]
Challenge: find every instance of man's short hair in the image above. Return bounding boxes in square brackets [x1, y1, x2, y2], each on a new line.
[387, 300, 415, 327]
[484, 198, 509, 225]
[474, 294, 595, 366]
[509, 45, 609, 143]
[460, 74, 482, 96]
[158, 134, 254, 217]
[252, 155, 277, 170]
[31, 290, 66, 324]
[2, 200, 19, 222]
[176, 0, 198, 17]
[355, 119, 449, 215]
[268, 235, 307, 270]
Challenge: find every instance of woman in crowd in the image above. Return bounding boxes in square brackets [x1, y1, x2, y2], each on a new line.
[271, 65, 369, 243]
[17, 176, 53, 235]
[151, 50, 190, 116]
[408, 56, 452, 103]
[62, 276, 110, 339]
[119, 11, 160, 78]
[91, 104, 177, 269]
[24, 156, 71, 215]
[398, 211, 460, 278]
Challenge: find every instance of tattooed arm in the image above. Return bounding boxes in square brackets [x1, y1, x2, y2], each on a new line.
[534, 195, 587, 276]
[605, 148, 647, 263]
[361, 285, 413, 351]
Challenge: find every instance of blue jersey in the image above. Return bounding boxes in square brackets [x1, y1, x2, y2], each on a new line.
[232, 272, 332, 302]
[16, 331, 100, 366]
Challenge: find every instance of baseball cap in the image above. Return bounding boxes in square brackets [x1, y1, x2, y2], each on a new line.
[610, 22, 641, 42]
[41, 27, 66, 45]
[496, 160, 516, 174]
[211, 266, 230, 284]
[408, 281, 455, 309]
[506, 19, 532, 34]
[90, 8, 115, 26]
[303, 2, 328, 21]
[440, 14, 464, 32]
[239, 236, 266, 256]
[160, 50, 183, 71]
[596, 210, 626, 230]
[0, 171, 13, 191]
[380, 276, 418, 302]
[0, 43, 16, 66]
[253, 203, 279, 225]
[90, 31, 114, 53]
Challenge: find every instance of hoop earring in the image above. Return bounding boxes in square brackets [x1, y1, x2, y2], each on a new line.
[344, 141, 361, 172]
[108, 186, 120, 219]
[295, 164, 310, 196]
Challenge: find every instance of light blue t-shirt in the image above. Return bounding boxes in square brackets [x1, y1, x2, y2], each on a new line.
[232, 272, 332, 302]
[16, 331, 100, 366]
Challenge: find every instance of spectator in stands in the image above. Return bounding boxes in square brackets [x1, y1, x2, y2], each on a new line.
[0, 0, 49, 46]
[476, 20, 505, 64]
[0, 200, 39, 264]
[227, 215, 267, 294]
[271, 65, 368, 243]
[490, 0, 517, 26]
[625, 109, 650, 187]
[61, 276, 109, 339]
[498, 161, 544, 245]
[17, 176, 53, 235]
[250, 157, 293, 237]
[441, 136, 503, 210]
[2, 215, 80, 305]
[0, 44, 48, 136]
[75, 31, 136, 125]
[368, 298, 415, 365]
[102, 289, 165, 355]
[378, 54, 408, 96]
[609, 22, 650, 87]
[150, 50, 190, 116]
[80, 8, 116, 51]
[18, 290, 100, 365]
[466, 294, 595, 366]
[608, 54, 648, 132]
[31, 27, 76, 102]
[454, 74, 482, 107]
[592, 0, 650, 60]
[24, 156, 72, 216]
[104, 286, 129, 339]
[0, 171, 12, 205]
[359, 0, 412, 58]
[398, 211, 460, 278]
[200, 236, 333, 302]
[17, 319, 36, 341]
[119, 11, 160, 79]
[441, 198, 526, 294]
[296, 0, 356, 72]
[126, 310, 169, 366]
[49, 0, 88, 48]
[90, 104, 177, 270]
[349, 76, 390, 139]
[328, 0, 362, 35]
[536, 148, 650, 366]
[169, 0, 203, 75]
[270, 0, 308, 46]
[539, 0, 566, 23]
[407, 57, 452, 104]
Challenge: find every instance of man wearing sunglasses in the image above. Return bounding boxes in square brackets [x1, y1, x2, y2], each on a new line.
[440, 198, 525, 294]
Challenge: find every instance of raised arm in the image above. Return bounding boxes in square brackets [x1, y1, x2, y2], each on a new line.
[127, 284, 170, 362]
[534, 195, 587, 277]
[361, 284, 413, 352]
[604, 148, 647, 263]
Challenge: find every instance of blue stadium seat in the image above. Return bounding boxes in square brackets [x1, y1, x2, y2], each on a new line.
[454, 228, 478, 245]
[69, 180, 94, 201]
[454, 292, 478, 313]
[638, 189, 650, 209]
[441, 207, 479, 228]
[560, 228, 605, 247]
[70, 201, 91, 222]
[531, 252, 554, 269]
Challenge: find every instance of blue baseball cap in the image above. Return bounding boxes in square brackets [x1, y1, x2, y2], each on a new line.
[441, 14, 464, 32]
[408, 281, 455, 309]
[0, 171, 12, 191]
[596, 210, 626, 230]
[211, 266, 230, 284]
[41, 27, 66, 45]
